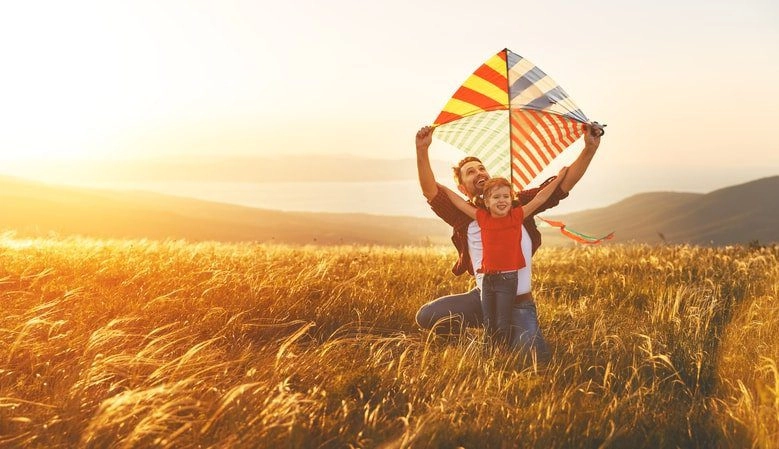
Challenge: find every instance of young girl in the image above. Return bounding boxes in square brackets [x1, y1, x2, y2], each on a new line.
[443, 168, 568, 346]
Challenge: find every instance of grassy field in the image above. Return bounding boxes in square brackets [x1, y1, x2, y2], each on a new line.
[1, 236, 777, 448]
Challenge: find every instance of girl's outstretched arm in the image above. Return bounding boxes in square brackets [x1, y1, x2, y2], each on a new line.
[521, 167, 568, 217]
[439, 184, 477, 220]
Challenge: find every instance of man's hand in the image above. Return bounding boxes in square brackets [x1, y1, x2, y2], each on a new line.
[559, 123, 603, 193]
[416, 126, 434, 153]
[583, 123, 602, 151]
[416, 125, 438, 199]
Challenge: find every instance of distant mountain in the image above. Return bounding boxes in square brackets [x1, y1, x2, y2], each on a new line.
[0, 176, 451, 246]
[6, 155, 455, 184]
[543, 176, 779, 245]
[3, 175, 776, 247]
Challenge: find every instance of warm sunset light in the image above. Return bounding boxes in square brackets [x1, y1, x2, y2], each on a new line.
[0, 0, 777, 214]
[1, 3, 778, 448]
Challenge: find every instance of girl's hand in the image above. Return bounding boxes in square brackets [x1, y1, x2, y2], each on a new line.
[556, 166, 569, 183]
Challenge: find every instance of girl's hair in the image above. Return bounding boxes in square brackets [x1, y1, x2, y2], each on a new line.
[482, 177, 513, 200]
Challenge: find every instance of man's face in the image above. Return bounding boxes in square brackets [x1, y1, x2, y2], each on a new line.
[458, 161, 490, 197]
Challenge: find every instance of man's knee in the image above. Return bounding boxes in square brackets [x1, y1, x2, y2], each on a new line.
[416, 290, 478, 332]
[416, 304, 463, 333]
[415, 303, 434, 329]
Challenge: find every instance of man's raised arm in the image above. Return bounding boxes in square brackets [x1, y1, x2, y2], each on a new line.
[559, 123, 603, 194]
[416, 126, 439, 200]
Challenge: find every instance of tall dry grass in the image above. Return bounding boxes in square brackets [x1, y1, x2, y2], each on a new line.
[0, 235, 777, 448]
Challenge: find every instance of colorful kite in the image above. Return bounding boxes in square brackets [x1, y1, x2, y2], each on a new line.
[433, 48, 612, 243]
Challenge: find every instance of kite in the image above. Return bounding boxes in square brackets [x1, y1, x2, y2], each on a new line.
[433, 48, 613, 244]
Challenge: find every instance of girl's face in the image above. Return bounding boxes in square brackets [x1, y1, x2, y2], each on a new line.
[484, 185, 512, 217]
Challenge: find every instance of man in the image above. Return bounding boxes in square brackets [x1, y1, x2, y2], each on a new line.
[414, 123, 602, 355]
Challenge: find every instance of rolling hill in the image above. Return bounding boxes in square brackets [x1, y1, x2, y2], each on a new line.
[544, 176, 779, 245]
[2, 175, 776, 246]
[0, 176, 451, 246]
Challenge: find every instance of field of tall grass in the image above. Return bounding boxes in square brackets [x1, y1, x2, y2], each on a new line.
[1, 235, 777, 448]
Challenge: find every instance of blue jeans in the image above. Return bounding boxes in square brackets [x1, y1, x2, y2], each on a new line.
[415, 288, 549, 357]
[481, 272, 518, 345]
[511, 300, 549, 358]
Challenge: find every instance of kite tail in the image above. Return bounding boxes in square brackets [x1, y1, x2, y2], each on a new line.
[538, 217, 615, 245]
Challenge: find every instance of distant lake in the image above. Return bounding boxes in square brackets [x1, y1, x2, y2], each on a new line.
[79, 179, 616, 217]
[102, 180, 443, 218]
[39, 165, 779, 219]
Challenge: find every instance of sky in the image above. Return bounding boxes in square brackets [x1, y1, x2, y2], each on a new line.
[1, 0, 778, 213]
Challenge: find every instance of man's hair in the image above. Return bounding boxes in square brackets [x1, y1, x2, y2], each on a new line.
[482, 177, 514, 200]
[452, 156, 483, 187]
